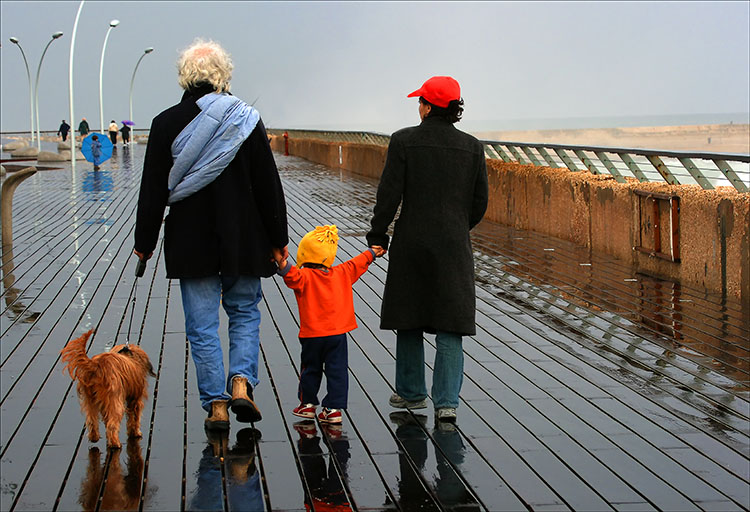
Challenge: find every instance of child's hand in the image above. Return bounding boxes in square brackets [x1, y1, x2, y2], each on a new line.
[371, 245, 386, 257]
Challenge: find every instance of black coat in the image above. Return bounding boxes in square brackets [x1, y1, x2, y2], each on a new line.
[134, 84, 288, 279]
[366, 116, 488, 335]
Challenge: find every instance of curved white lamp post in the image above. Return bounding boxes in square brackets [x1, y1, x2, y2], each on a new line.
[129, 47, 154, 133]
[98, 19, 119, 134]
[34, 31, 64, 150]
[9, 36, 35, 143]
[69, 0, 85, 175]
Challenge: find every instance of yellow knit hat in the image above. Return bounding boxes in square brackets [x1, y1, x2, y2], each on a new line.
[297, 225, 339, 267]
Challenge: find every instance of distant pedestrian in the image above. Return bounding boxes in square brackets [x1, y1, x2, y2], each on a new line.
[133, 38, 289, 432]
[366, 76, 488, 424]
[274, 225, 384, 425]
[108, 120, 119, 145]
[90, 134, 103, 171]
[78, 118, 89, 142]
[57, 120, 70, 142]
[120, 123, 131, 145]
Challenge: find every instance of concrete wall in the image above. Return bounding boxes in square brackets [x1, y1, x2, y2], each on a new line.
[270, 135, 750, 303]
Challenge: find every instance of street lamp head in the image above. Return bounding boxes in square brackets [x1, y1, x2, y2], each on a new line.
[145, 47, 154, 54]
[109, 19, 120, 28]
[9, 36, 19, 44]
[52, 32, 63, 39]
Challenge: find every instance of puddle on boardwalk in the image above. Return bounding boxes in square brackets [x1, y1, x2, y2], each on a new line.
[470, 221, 750, 392]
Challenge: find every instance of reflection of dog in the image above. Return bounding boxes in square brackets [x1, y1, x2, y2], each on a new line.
[61, 329, 156, 449]
[79, 438, 144, 511]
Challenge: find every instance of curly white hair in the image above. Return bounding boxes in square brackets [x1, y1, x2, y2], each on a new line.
[176, 38, 233, 93]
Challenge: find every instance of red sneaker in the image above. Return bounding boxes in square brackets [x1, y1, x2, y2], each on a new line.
[318, 408, 342, 424]
[292, 403, 316, 418]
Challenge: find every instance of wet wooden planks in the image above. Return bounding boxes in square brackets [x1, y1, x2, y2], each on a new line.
[0, 146, 748, 512]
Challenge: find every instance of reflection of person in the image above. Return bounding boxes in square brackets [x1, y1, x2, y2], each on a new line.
[275, 225, 383, 424]
[134, 38, 289, 431]
[78, 117, 89, 141]
[388, 412, 479, 509]
[120, 123, 131, 145]
[109, 120, 119, 145]
[366, 76, 488, 423]
[294, 420, 351, 510]
[189, 428, 263, 511]
[90, 134, 103, 171]
[57, 120, 70, 142]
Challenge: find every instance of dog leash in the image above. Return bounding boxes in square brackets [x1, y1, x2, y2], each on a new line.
[125, 257, 147, 347]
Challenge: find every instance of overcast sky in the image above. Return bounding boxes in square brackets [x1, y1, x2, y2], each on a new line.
[1, 1, 748, 135]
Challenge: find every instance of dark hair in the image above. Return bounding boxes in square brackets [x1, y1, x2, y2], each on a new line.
[420, 96, 464, 123]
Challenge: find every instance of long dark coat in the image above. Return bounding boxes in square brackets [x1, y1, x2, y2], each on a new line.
[134, 83, 288, 279]
[366, 116, 488, 335]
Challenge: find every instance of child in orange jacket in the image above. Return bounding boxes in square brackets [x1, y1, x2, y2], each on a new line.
[275, 225, 384, 424]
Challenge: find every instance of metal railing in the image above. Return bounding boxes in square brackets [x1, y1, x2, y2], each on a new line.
[268, 129, 750, 193]
[268, 128, 392, 147]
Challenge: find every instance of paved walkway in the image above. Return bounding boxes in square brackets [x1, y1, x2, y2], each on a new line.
[1, 140, 748, 511]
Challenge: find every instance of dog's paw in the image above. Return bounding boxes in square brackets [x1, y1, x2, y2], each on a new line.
[128, 430, 143, 439]
[88, 431, 100, 442]
[107, 440, 122, 450]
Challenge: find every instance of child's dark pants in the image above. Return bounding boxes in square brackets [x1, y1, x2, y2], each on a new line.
[298, 333, 348, 410]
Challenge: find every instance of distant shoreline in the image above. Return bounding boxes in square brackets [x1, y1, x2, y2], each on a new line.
[3, 123, 749, 154]
[471, 123, 750, 154]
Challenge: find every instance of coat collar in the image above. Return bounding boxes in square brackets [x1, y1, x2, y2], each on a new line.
[181, 82, 218, 102]
[420, 115, 453, 127]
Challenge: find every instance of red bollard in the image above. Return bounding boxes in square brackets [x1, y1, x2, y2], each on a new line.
[283, 131, 289, 156]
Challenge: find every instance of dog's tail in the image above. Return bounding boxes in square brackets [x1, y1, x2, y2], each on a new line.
[60, 329, 96, 380]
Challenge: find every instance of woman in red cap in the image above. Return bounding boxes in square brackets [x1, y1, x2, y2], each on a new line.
[366, 76, 488, 423]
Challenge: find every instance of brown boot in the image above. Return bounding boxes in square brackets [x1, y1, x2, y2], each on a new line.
[230, 376, 262, 423]
[205, 400, 230, 431]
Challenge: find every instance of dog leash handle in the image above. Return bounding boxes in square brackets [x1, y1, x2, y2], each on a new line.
[135, 257, 146, 278]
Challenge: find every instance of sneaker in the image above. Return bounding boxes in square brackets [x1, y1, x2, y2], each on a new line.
[292, 403, 317, 419]
[436, 407, 457, 423]
[389, 393, 427, 410]
[435, 419, 458, 432]
[318, 408, 343, 424]
[293, 420, 317, 439]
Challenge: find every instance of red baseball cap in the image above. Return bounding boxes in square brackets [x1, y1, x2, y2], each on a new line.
[407, 76, 461, 108]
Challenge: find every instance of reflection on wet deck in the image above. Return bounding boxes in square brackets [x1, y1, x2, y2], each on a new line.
[1, 142, 748, 511]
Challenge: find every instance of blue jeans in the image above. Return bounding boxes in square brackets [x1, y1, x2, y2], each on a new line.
[395, 330, 464, 409]
[180, 275, 263, 411]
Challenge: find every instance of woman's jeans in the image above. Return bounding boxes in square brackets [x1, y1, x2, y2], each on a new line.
[395, 329, 464, 409]
[180, 275, 263, 412]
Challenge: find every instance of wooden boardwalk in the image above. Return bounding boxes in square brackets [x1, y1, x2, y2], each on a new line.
[1, 141, 748, 512]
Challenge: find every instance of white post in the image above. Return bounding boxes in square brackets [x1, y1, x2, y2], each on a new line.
[69, 1, 85, 175]
[129, 47, 154, 130]
[99, 20, 119, 135]
[35, 32, 64, 150]
[9, 37, 34, 143]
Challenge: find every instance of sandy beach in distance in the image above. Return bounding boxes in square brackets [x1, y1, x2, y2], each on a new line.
[472, 123, 750, 154]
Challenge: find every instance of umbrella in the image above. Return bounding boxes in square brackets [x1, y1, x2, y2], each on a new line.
[81, 133, 114, 165]
[122, 120, 135, 126]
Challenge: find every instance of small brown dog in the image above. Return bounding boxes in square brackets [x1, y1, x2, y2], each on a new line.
[61, 329, 156, 449]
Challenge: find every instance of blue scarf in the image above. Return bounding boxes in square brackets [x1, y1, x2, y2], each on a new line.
[167, 92, 260, 204]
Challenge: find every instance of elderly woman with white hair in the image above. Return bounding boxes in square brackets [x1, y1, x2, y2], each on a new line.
[134, 38, 289, 431]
